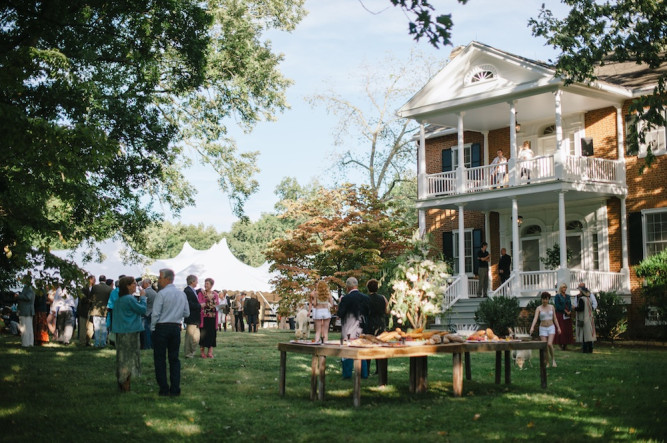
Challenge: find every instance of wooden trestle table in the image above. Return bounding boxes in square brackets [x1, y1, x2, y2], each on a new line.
[278, 340, 548, 407]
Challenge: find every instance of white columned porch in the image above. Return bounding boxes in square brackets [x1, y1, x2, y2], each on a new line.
[483, 131, 489, 166]
[508, 101, 518, 186]
[554, 90, 565, 176]
[418, 123, 427, 237]
[456, 113, 465, 193]
[557, 191, 569, 285]
[511, 198, 521, 276]
[485, 211, 491, 287]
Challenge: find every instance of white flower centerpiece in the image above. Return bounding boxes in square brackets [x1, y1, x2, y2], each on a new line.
[388, 232, 451, 330]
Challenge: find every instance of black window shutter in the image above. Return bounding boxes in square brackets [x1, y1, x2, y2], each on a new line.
[442, 149, 452, 172]
[628, 212, 643, 265]
[472, 228, 483, 275]
[471, 143, 482, 167]
[442, 232, 453, 263]
[581, 137, 594, 156]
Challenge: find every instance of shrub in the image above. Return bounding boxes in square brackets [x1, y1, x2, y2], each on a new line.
[595, 291, 627, 343]
[474, 295, 520, 337]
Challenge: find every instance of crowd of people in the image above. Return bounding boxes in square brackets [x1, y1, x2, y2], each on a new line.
[4, 269, 265, 395]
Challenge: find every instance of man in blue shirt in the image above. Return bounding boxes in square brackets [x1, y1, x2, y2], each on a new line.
[152, 268, 189, 397]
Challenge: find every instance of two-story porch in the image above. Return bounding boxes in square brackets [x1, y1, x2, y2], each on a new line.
[398, 42, 635, 317]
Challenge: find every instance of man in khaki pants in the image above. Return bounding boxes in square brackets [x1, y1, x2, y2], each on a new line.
[183, 275, 201, 358]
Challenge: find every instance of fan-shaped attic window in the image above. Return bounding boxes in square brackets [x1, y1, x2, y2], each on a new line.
[464, 64, 498, 86]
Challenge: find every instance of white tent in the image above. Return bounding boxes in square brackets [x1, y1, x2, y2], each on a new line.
[53, 238, 275, 292]
[148, 239, 275, 292]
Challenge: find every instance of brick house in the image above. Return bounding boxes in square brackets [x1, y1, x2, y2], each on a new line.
[398, 42, 666, 336]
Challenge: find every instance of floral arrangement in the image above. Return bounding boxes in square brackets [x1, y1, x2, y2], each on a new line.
[388, 232, 450, 330]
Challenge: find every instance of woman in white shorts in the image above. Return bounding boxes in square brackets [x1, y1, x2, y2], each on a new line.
[309, 280, 335, 343]
[529, 292, 561, 368]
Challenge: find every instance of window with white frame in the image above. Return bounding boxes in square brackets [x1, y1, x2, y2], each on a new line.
[452, 230, 473, 275]
[643, 209, 667, 257]
[451, 143, 472, 169]
[626, 110, 667, 158]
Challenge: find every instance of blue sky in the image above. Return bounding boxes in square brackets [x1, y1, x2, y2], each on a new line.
[174, 0, 571, 232]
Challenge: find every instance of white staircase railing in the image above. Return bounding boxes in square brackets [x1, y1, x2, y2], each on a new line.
[489, 273, 516, 298]
[442, 275, 465, 311]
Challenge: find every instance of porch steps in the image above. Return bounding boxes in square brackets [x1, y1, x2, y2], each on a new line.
[443, 297, 486, 329]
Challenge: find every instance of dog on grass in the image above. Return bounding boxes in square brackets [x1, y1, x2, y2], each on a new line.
[511, 349, 533, 370]
[294, 308, 310, 339]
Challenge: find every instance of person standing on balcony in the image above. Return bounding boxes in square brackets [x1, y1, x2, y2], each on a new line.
[498, 248, 512, 285]
[518, 141, 535, 183]
[491, 149, 507, 187]
[476, 242, 490, 297]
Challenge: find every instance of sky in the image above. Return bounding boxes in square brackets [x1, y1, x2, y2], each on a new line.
[173, 0, 572, 232]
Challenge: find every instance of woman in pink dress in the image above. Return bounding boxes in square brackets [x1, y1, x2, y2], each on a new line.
[553, 283, 574, 350]
[197, 278, 219, 358]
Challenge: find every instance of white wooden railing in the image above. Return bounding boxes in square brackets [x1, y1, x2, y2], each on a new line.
[521, 270, 558, 293]
[424, 154, 624, 198]
[565, 156, 619, 183]
[489, 273, 516, 298]
[442, 275, 465, 311]
[569, 270, 626, 293]
[516, 155, 556, 184]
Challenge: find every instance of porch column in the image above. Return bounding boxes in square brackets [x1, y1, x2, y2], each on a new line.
[508, 101, 518, 186]
[485, 211, 491, 287]
[557, 191, 569, 285]
[457, 113, 465, 192]
[620, 197, 630, 289]
[483, 131, 489, 166]
[418, 123, 426, 199]
[511, 198, 521, 275]
[616, 106, 627, 184]
[458, 205, 466, 278]
[418, 124, 427, 237]
[554, 90, 565, 178]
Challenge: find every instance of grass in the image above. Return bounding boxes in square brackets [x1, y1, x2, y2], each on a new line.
[1, 329, 666, 442]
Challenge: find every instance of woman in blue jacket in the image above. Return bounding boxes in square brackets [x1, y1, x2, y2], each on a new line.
[112, 276, 146, 392]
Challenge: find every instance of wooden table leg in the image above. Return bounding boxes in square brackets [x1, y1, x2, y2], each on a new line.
[318, 356, 326, 401]
[310, 355, 318, 401]
[540, 348, 547, 388]
[279, 351, 286, 396]
[504, 350, 511, 384]
[464, 352, 471, 380]
[353, 359, 362, 407]
[377, 358, 388, 386]
[452, 352, 463, 397]
[409, 357, 416, 393]
[495, 351, 502, 384]
[415, 356, 428, 393]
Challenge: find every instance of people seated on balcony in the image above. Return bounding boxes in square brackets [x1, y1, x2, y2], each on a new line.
[497, 248, 511, 285]
[529, 292, 561, 368]
[476, 242, 490, 297]
[490, 149, 508, 187]
[518, 141, 535, 183]
[574, 283, 596, 354]
[554, 283, 574, 350]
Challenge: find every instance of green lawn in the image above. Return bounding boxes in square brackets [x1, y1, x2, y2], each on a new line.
[1, 330, 665, 442]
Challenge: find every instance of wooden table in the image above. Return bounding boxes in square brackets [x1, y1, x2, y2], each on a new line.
[278, 340, 548, 407]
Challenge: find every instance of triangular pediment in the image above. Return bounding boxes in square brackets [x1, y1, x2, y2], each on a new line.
[400, 41, 557, 119]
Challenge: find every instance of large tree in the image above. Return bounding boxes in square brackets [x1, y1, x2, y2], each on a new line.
[265, 183, 412, 316]
[0, 0, 305, 287]
[529, 0, 667, 168]
[310, 50, 444, 201]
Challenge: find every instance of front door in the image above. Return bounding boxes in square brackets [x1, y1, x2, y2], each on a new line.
[522, 238, 541, 271]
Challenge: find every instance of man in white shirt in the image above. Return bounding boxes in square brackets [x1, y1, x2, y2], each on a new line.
[152, 268, 189, 397]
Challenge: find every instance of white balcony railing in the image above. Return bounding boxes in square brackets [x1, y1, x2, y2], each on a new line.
[423, 154, 624, 198]
[521, 270, 558, 293]
[569, 269, 626, 293]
